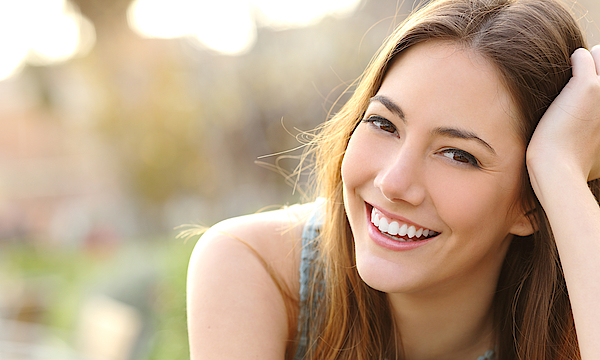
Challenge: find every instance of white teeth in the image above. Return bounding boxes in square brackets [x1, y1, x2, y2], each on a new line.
[398, 224, 408, 236]
[378, 218, 389, 232]
[407, 225, 416, 238]
[370, 207, 435, 240]
[388, 221, 399, 235]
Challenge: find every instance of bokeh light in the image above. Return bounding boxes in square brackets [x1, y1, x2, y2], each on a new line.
[0, 0, 96, 81]
[253, 0, 362, 28]
[127, 0, 361, 55]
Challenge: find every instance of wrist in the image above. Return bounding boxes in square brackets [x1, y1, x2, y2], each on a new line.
[526, 155, 589, 204]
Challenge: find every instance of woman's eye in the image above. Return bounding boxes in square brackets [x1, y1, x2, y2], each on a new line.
[362, 115, 397, 134]
[441, 149, 480, 168]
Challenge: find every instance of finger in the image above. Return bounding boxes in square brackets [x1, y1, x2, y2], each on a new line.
[571, 48, 596, 78]
[591, 45, 600, 76]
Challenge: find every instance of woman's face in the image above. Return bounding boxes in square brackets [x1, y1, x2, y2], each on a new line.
[341, 41, 533, 295]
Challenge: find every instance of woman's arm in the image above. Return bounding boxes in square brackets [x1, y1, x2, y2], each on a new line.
[186, 206, 310, 359]
[527, 46, 600, 358]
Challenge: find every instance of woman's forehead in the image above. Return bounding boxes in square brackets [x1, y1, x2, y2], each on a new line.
[375, 41, 522, 144]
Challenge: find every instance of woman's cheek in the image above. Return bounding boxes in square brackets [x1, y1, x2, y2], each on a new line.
[427, 168, 498, 228]
[341, 129, 375, 191]
[427, 168, 513, 236]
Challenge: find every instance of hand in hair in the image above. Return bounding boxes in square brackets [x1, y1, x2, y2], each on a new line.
[526, 45, 600, 360]
[527, 45, 600, 183]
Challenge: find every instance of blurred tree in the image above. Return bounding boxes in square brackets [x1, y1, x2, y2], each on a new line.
[57, 0, 420, 231]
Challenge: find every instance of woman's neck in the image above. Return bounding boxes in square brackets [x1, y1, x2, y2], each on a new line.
[387, 265, 500, 360]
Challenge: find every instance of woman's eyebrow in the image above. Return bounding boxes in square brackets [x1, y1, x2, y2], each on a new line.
[369, 95, 405, 122]
[433, 127, 496, 155]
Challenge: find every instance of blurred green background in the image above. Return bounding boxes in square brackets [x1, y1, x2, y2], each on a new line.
[0, 0, 598, 359]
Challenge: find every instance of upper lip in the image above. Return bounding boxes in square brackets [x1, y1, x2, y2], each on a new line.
[366, 202, 439, 233]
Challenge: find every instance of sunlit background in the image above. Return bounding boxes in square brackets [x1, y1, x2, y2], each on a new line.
[0, 0, 598, 359]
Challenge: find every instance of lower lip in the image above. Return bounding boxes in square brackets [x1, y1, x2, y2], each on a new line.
[366, 206, 434, 251]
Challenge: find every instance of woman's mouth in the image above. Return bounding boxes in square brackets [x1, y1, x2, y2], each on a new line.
[370, 206, 439, 242]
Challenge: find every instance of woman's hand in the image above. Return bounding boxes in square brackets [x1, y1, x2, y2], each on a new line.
[527, 46, 600, 185]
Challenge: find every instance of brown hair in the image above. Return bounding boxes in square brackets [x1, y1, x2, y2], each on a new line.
[300, 0, 600, 359]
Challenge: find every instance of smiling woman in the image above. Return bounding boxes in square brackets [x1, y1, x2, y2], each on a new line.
[343, 42, 531, 300]
[186, 0, 600, 359]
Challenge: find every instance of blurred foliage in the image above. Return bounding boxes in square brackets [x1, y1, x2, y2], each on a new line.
[147, 238, 194, 360]
[0, 237, 195, 359]
[2, 243, 102, 331]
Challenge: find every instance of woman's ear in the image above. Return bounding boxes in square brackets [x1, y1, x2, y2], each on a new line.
[509, 208, 537, 237]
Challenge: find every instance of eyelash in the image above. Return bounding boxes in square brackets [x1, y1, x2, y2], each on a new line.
[439, 149, 481, 168]
[361, 115, 481, 168]
[362, 115, 398, 135]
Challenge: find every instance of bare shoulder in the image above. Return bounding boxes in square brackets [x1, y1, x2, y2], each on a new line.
[194, 201, 316, 287]
[186, 202, 317, 360]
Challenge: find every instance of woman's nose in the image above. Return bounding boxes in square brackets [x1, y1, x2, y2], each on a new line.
[374, 146, 426, 206]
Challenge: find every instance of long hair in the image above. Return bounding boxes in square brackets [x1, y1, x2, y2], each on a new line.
[301, 0, 600, 359]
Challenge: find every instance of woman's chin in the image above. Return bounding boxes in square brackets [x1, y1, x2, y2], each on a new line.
[354, 252, 429, 294]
